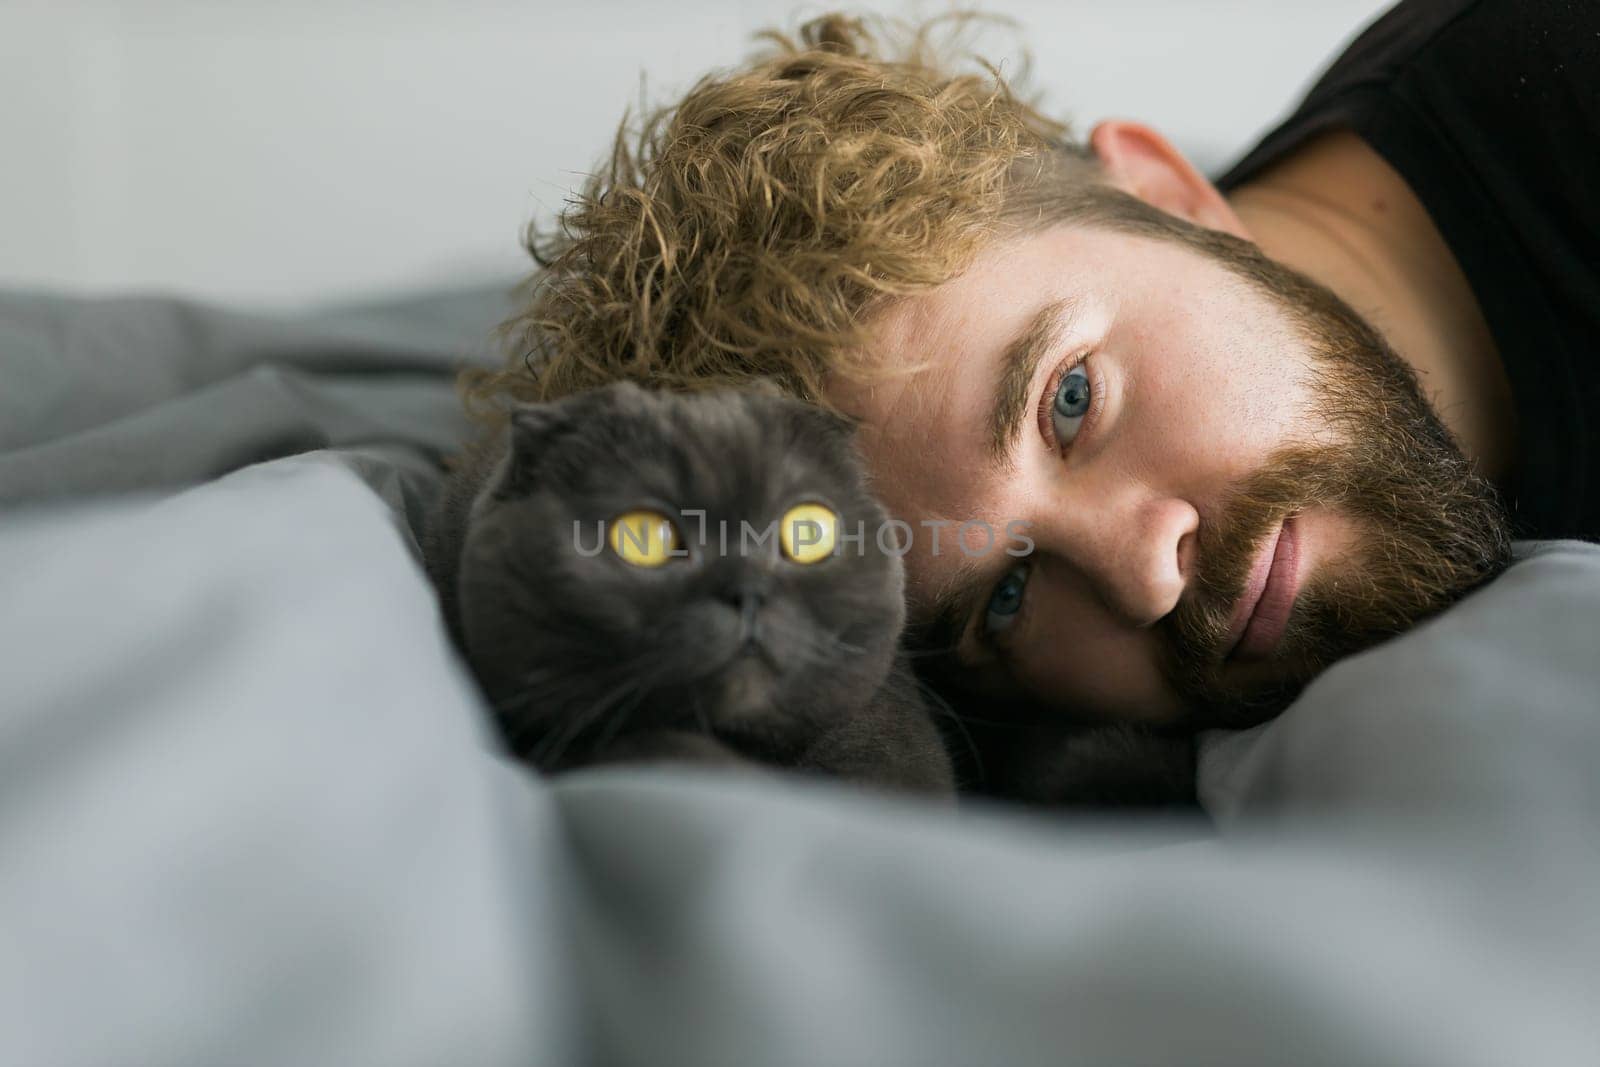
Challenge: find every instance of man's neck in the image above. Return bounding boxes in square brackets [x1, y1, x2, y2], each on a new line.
[1225, 129, 1517, 484]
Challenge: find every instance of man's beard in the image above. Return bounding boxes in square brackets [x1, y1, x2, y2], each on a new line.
[1156, 255, 1514, 729]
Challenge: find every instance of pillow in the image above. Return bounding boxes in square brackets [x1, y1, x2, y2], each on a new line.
[1201, 540, 1600, 823]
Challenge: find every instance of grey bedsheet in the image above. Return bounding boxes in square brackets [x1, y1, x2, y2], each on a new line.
[0, 283, 512, 534]
[2, 286, 1597, 1066]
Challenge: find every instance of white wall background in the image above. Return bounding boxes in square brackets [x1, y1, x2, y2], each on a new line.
[0, 0, 1393, 310]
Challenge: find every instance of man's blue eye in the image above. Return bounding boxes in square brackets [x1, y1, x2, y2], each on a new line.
[984, 564, 1029, 637]
[1052, 365, 1092, 445]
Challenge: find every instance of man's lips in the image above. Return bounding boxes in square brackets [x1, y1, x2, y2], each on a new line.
[1223, 515, 1303, 662]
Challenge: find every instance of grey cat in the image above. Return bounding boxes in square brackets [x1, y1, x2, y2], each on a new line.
[422, 381, 955, 795]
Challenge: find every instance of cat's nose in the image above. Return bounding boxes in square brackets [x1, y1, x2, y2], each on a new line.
[716, 574, 769, 608]
[718, 581, 767, 645]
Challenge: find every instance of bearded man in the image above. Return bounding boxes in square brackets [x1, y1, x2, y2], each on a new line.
[469, 0, 1597, 732]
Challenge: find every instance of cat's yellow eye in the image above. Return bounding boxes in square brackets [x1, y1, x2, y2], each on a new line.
[779, 503, 838, 565]
[609, 509, 680, 567]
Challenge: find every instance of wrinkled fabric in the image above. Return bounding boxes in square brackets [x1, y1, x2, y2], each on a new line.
[2, 286, 1597, 1066]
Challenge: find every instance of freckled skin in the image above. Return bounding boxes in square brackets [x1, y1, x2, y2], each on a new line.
[832, 219, 1508, 727]
[835, 225, 1336, 721]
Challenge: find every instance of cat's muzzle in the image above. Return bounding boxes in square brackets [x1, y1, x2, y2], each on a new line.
[710, 653, 778, 723]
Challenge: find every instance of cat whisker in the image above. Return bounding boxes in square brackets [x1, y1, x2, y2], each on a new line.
[520, 710, 598, 765]
[587, 683, 654, 759]
[532, 685, 628, 770]
[907, 677, 985, 784]
[899, 641, 965, 662]
[525, 656, 697, 771]
[492, 664, 589, 722]
[774, 625, 866, 665]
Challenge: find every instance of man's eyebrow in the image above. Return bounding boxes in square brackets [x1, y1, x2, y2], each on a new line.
[986, 296, 1081, 463]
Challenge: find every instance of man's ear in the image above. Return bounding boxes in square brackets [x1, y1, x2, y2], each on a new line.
[1089, 120, 1250, 238]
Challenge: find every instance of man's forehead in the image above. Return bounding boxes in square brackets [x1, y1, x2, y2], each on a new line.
[829, 276, 1035, 619]
[844, 297, 958, 409]
[849, 275, 1017, 428]
[838, 366, 985, 515]
[842, 417, 1014, 630]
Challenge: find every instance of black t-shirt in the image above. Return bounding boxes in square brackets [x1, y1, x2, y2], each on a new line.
[1214, 0, 1599, 542]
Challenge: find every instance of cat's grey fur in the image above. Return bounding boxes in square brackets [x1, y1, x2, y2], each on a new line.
[962, 719, 1199, 811]
[422, 382, 954, 795]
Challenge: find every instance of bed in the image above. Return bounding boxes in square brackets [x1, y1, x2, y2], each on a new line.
[2, 284, 1597, 1066]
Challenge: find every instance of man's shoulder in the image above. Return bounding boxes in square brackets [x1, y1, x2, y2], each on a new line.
[1362, 0, 1596, 82]
[1216, 0, 1593, 190]
[1305, 0, 1588, 100]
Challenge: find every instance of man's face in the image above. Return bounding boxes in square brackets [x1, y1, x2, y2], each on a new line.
[832, 223, 1509, 728]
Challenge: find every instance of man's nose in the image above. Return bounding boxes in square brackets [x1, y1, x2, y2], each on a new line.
[1050, 487, 1198, 628]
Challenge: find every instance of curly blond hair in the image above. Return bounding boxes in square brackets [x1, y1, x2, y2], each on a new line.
[464, 11, 1110, 415]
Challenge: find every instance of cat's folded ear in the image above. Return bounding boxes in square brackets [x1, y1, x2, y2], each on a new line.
[779, 396, 861, 442]
[734, 379, 859, 439]
[508, 402, 566, 444]
[502, 401, 571, 489]
[809, 405, 863, 439]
